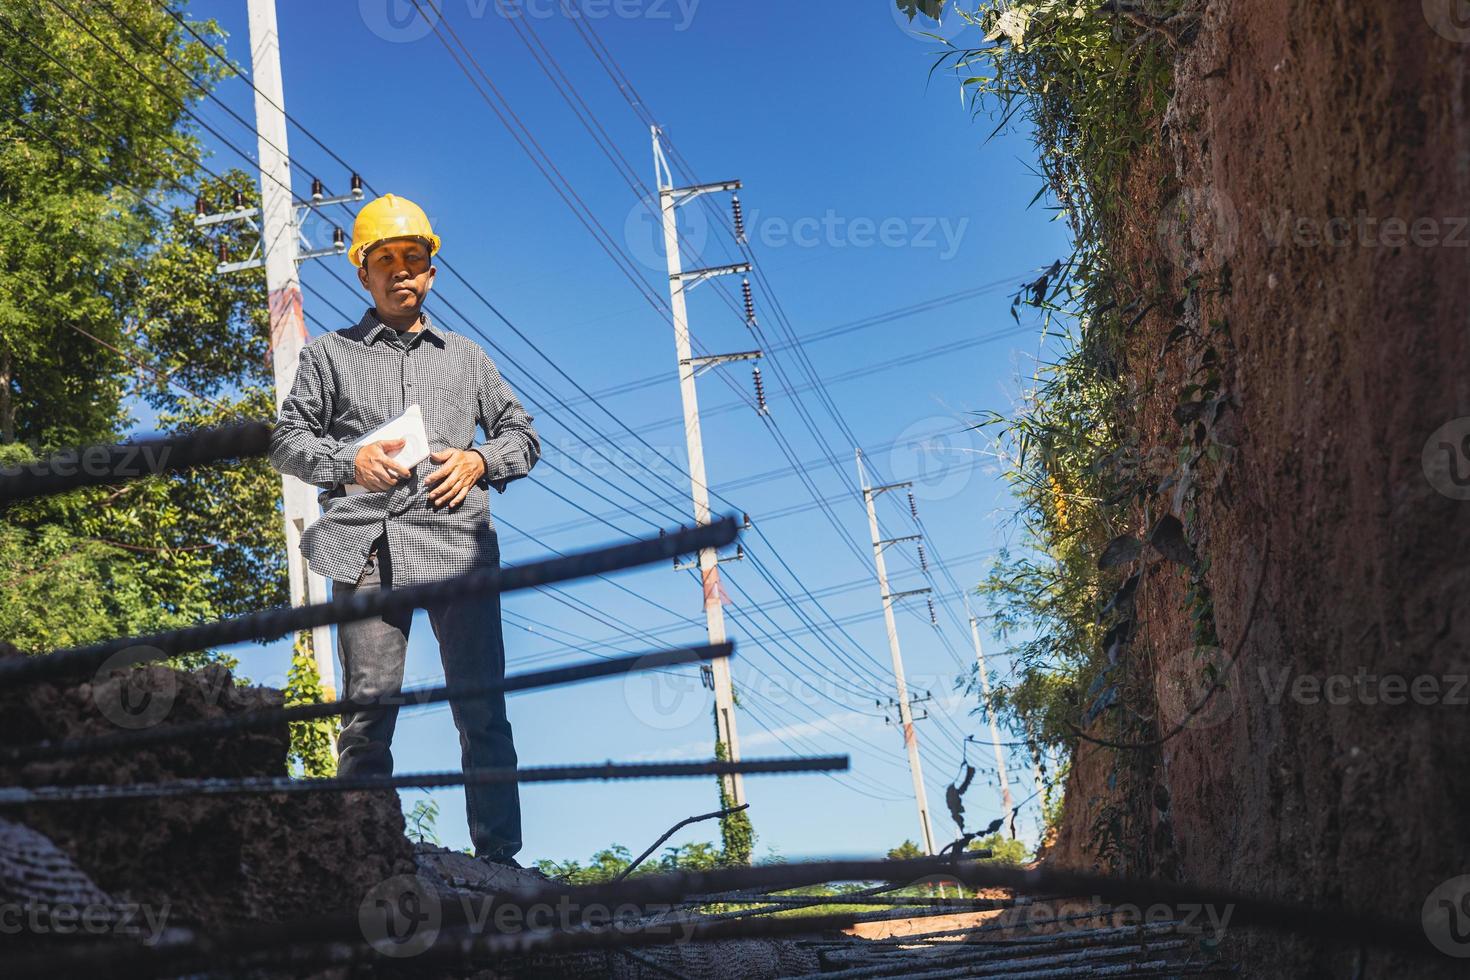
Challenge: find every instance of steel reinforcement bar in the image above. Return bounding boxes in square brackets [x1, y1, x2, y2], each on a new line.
[529, 857, 1431, 955]
[0, 421, 272, 503]
[0, 643, 732, 765]
[5, 852, 1439, 976]
[0, 756, 848, 807]
[8, 906, 865, 979]
[0, 517, 738, 689]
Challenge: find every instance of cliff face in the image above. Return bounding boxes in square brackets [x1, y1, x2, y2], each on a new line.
[1049, 3, 1470, 975]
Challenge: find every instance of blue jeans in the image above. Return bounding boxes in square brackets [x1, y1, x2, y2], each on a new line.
[334, 535, 521, 858]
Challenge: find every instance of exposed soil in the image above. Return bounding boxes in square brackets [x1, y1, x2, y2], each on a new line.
[1046, 1, 1470, 976]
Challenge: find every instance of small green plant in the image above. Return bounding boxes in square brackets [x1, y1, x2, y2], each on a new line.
[283, 633, 337, 778]
[715, 738, 754, 866]
[406, 797, 440, 846]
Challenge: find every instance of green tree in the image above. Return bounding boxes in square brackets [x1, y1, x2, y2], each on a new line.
[887, 839, 925, 861]
[0, 0, 226, 446]
[967, 832, 1031, 866]
[0, 3, 326, 759]
[0, 5, 287, 633]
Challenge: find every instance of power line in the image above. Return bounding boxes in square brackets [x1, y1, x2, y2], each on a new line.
[568, 274, 1030, 405]
[54, 2, 990, 808]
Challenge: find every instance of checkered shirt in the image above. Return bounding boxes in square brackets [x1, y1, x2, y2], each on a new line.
[269, 308, 540, 587]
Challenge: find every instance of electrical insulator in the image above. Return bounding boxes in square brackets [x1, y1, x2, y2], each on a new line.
[311, 177, 324, 201]
[233, 189, 245, 209]
[742, 512, 752, 529]
[731, 194, 746, 244]
[741, 277, 756, 328]
[350, 172, 364, 198]
[908, 490, 919, 520]
[217, 240, 228, 263]
[194, 196, 206, 216]
[735, 543, 744, 560]
[332, 227, 345, 251]
[918, 543, 928, 573]
[928, 597, 937, 625]
[752, 366, 768, 415]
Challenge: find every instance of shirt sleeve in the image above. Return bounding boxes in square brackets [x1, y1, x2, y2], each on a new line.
[470, 347, 540, 493]
[268, 343, 360, 488]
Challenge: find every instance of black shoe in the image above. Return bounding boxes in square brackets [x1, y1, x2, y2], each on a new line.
[476, 853, 551, 881]
[477, 853, 520, 868]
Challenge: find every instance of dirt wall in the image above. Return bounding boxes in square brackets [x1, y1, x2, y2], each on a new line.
[1048, 2, 1470, 976]
[0, 655, 416, 934]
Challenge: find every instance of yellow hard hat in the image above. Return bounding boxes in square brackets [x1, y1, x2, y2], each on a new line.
[348, 193, 441, 267]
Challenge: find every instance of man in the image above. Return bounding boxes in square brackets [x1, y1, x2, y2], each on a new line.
[269, 194, 539, 865]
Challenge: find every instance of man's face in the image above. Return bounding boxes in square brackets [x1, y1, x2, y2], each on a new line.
[357, 237, 435, 320]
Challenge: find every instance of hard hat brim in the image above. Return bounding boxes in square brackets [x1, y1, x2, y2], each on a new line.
[349, 233, 442, 268]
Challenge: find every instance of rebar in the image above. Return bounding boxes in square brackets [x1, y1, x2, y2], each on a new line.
[0, 518, 737, 690]
[496, 857, 1431, 955]
[0, 755, 847, 807]
[1, 643, 731, 765]
[0, 421, 271, 503]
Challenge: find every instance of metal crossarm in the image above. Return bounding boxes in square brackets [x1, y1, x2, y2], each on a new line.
[883, 587, 933, 602]
[681, 349, 762, 378]
[665, 178, 741, 209]
[867, 480, 913, 497]
[670, 261, 752, 290]
[196, 195, 360, 272]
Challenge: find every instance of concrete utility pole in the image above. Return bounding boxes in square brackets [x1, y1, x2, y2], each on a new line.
[246, 0, 334, 695]
[856, 450, 938, 856]
[966, 595, 1015, 835]
[245, 0, 333, 693]
[651, 128, 759, 807]
[196, 0, 363, 696]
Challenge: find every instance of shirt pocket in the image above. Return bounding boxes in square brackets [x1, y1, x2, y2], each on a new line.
[422, 382, 475, 449]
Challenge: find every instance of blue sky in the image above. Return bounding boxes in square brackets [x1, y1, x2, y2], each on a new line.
[181, 0, 1070, 862]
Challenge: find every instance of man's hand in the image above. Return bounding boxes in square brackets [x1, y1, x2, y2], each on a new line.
[353, 438, 412, 492]
[425, 448, 486, 510]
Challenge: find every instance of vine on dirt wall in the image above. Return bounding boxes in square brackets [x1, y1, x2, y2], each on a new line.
[914, 1, 1226, 865]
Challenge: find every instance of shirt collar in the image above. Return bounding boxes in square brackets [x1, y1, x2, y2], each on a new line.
[359, 307, 444, 348]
